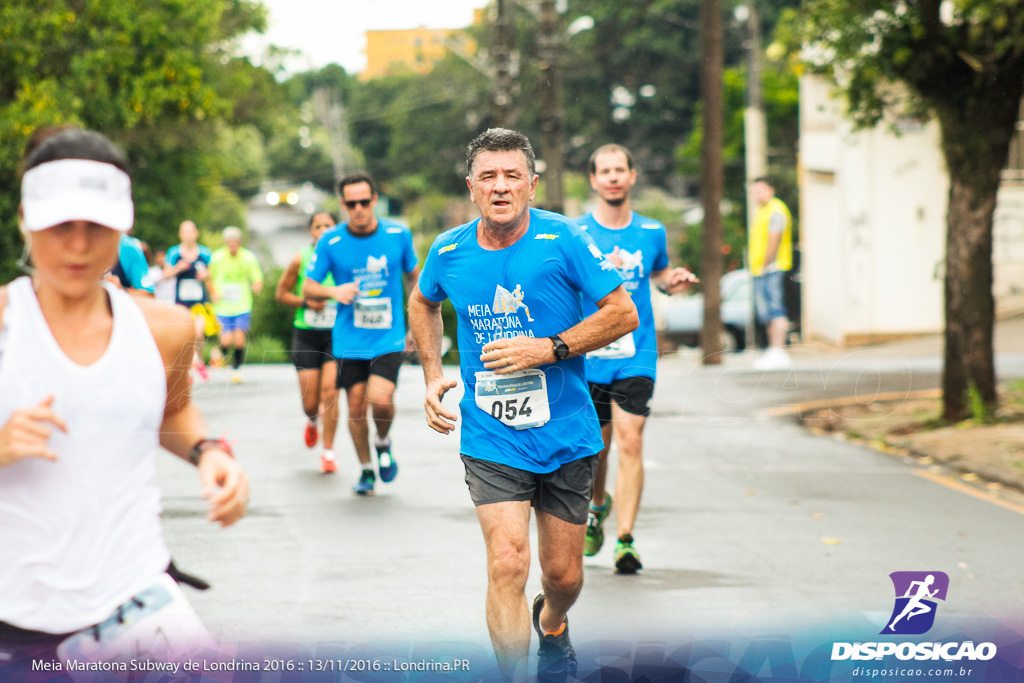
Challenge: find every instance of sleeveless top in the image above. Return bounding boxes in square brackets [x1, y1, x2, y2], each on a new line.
[293, 245, 335, 331]
[0, 277, 171, 633]
[749, 196, 793, 276]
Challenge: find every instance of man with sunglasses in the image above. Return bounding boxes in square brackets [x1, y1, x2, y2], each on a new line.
[303, 173, 418, 494]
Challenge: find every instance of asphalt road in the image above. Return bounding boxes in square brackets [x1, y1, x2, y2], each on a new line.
[153, 346, 1024, 678]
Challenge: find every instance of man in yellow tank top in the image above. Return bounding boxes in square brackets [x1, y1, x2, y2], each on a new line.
[749, 177, 793, 370]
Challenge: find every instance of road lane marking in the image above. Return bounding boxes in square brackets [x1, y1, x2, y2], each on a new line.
[915, 470, 1024, 517]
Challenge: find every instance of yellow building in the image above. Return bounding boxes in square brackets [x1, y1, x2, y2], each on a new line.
[360, 10, 484, 81]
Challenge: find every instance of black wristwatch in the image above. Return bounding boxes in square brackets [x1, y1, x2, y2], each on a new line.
[549, 335, 570, 361]
[188, 438, 234, 466]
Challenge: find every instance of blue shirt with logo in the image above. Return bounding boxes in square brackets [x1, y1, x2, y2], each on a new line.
[578, 212, 668, 383]
[166, 245, 213, 305]
[307, 218, 417, 360]
[418, 208, 624, 473]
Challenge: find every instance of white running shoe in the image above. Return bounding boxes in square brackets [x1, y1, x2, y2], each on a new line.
[752, 347, 793, 371]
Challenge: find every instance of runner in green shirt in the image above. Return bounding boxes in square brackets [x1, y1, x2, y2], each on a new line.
[275, 212, 341, 472]
[208, 226, 263, 383]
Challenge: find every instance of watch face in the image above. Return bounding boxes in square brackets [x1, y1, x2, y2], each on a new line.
[552, 337, 568, 359]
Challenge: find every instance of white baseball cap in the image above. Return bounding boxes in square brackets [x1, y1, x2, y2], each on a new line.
[21, 158, 134, 232]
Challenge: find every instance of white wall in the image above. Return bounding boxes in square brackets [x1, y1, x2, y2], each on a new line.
[800, 75, 947, 345]
[994, 183, 1024, 308]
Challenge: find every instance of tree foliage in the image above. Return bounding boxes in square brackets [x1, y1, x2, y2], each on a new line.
[785, 0, 1024, 420]
[0, 0, 267, 277]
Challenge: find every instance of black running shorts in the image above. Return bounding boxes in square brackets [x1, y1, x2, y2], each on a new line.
[291, 327, 335, 371]
[460, 454, 598, 525]
[589, 376, 656, 426]
[335, 351, 403, 390]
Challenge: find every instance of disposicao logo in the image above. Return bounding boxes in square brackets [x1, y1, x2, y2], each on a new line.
[830, 571, 997, 663]
[882, 571, 948, 635]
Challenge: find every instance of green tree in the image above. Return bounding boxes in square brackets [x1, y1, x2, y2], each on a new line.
[346, 56, 489, 197]
[675, 60, 800, 267]
[0, 0, 266, 279]
[787, 0, 1024, 421]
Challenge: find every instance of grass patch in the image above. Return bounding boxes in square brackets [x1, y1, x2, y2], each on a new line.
[244, 336, 289, 364]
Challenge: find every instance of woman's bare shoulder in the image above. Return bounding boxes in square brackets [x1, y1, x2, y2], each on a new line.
[133, 296, 195, 357]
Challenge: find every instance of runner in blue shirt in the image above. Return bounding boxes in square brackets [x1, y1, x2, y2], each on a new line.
[409, 129, 638, 680]
[578, 144, 697, 574]
[110, 234, 155, 296]
[165, 220, 215, 379]
[166, 221, 213, 309]
[304, 172, 418, 492]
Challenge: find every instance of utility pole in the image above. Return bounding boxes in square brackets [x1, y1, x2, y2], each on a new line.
[538, 0, 565, 213]
[742, 0, 767, 353]
[700, 0, 724, 364]
[743, 0, 767, 221]
[492, 0, 514, 128]
[312, 86, 350, 182]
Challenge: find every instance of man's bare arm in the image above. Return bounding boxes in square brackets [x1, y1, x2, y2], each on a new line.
[479, 285, 638, 373]
[408, 286, 459, 434]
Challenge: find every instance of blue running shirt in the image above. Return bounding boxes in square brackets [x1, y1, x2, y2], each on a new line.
[112, 235, 155, 294]
[578, 212, 669, 384]
[307, 218, 417, 360]
[418, 209, 624, 473]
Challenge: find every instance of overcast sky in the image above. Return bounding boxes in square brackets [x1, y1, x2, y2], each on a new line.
[240, 0, 490, 75]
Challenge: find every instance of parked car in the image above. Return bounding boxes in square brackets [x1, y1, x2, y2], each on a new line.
[660, 268, 751, 351]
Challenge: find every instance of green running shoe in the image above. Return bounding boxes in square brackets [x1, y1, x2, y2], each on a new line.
[614, 533, 642, 574]
[583, 493, 612, 557]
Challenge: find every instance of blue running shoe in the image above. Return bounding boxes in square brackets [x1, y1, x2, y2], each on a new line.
[376, 439, 398, 483]
[531, 592, 577, 681]
[352, 469, 375, 495]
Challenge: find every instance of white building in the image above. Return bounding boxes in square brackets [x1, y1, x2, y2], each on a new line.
[799, 74, 1024, 347]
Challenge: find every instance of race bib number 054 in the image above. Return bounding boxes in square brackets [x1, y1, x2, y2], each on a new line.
[474, 369, 550, 430]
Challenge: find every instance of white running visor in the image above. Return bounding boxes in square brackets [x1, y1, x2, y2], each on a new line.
[21, 159, 134, 232]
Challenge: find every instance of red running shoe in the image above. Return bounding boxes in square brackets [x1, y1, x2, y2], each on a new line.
[304, 420, 318, 448]
[320, 451, 337, 473]
[194, 360, 210, 382]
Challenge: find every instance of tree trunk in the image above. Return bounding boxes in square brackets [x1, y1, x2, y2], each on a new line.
[910, 54, 1024, 422]
[939, 110, 1008, 421]
[941, 173, 998, 421]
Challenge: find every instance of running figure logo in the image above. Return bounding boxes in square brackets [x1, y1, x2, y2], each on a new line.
[881, 571, 949, 635]
[366, 255, 389, 276]
[608, 246, 644, 279]
[493, 284, 535, 322]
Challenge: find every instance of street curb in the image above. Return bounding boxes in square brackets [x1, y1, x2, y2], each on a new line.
[766, 390, 1024, 495]
[760, 389, 942, 418]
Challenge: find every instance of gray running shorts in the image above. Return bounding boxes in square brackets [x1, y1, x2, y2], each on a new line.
[460, 454, 598, 525]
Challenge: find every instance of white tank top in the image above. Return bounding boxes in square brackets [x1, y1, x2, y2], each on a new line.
[0, 277, 171, 633]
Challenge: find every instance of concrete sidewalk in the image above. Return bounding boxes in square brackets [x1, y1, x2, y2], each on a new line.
[686, 313, 1024, 495]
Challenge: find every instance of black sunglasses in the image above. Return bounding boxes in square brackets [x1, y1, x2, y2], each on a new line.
[343, 199, 372, 209]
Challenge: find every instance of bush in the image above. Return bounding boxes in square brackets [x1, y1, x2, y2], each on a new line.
[250, 265, 295, 351]
[245, 335, 290, 365]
